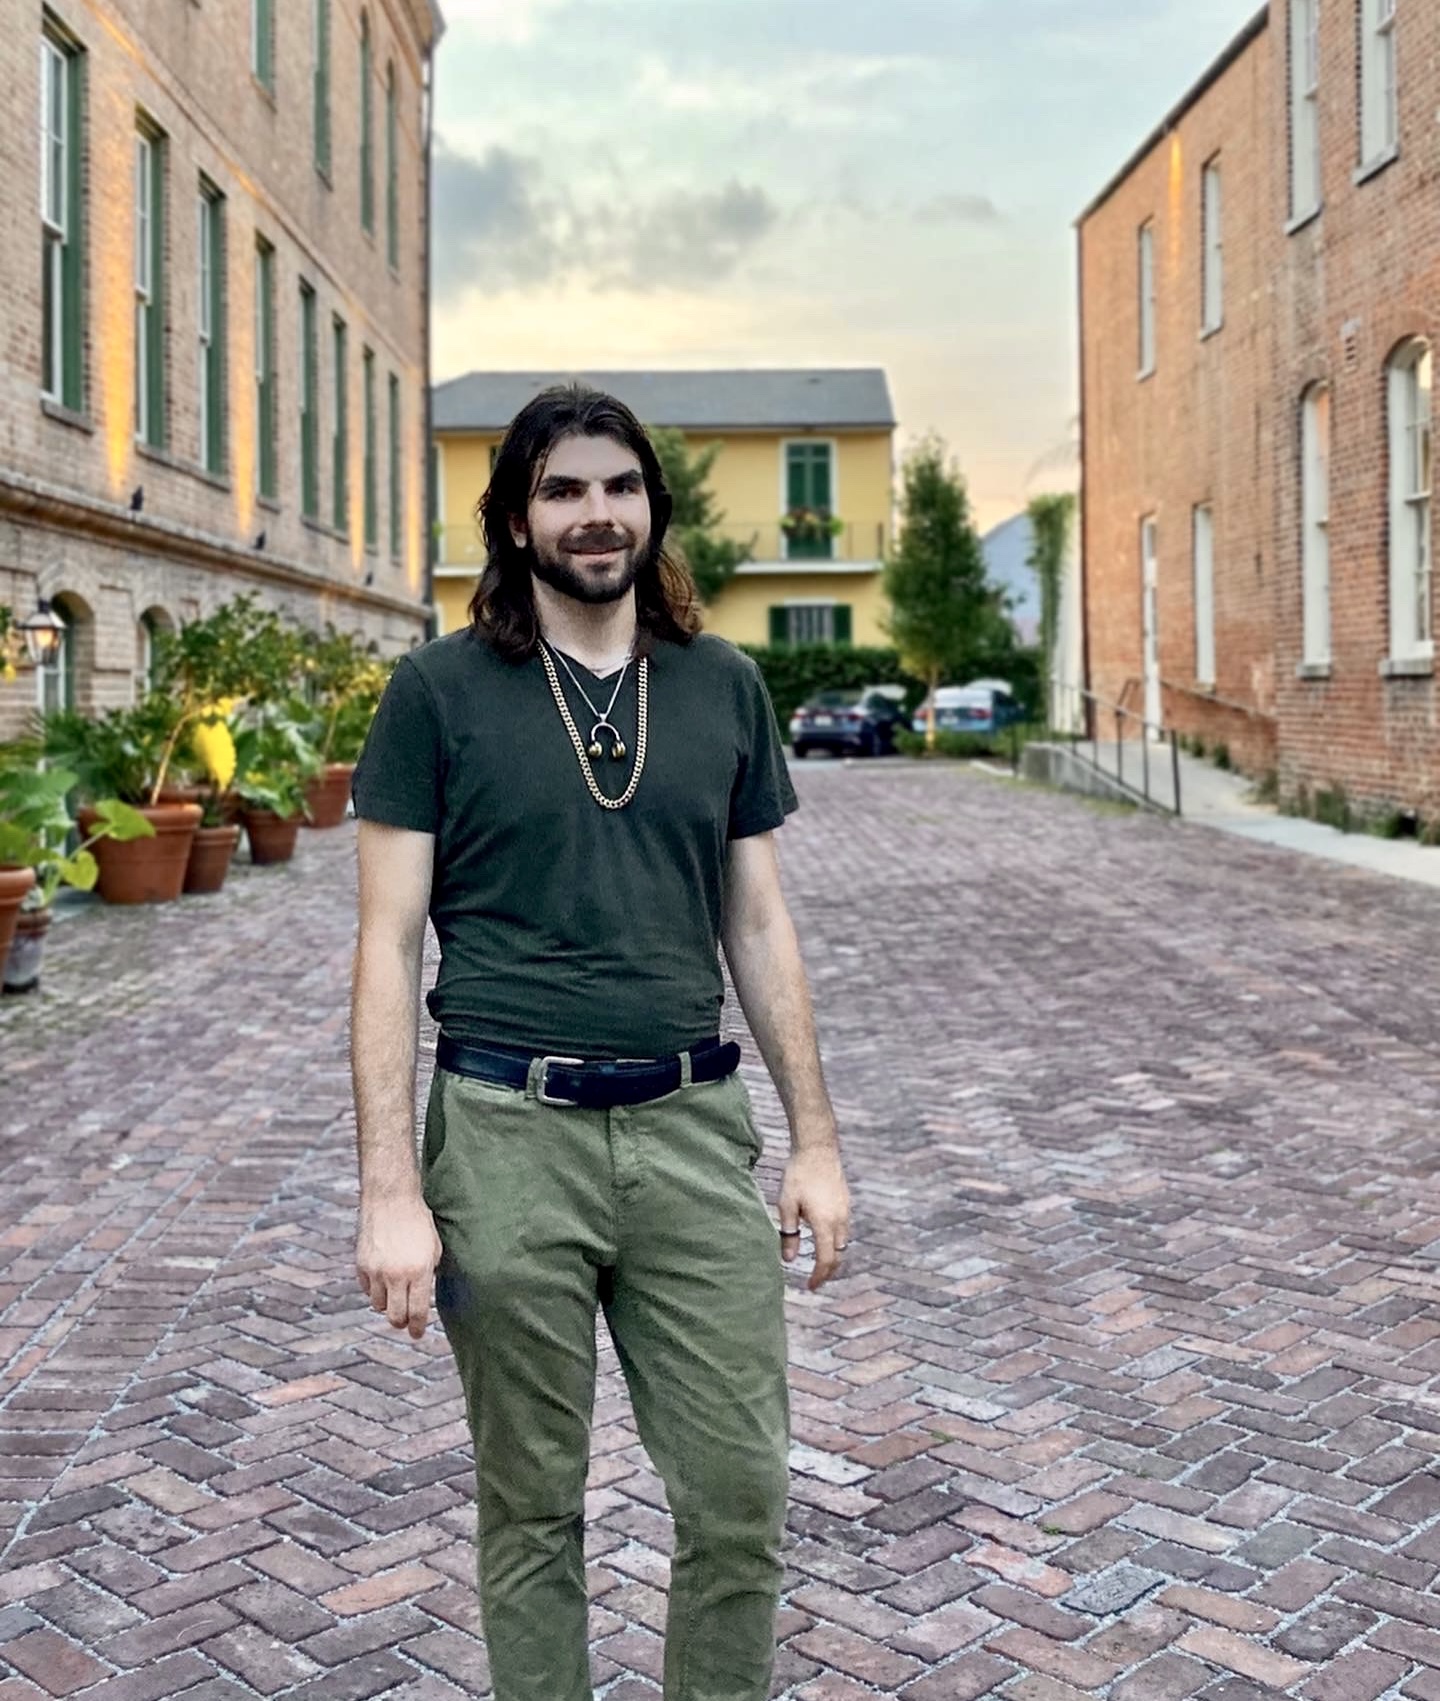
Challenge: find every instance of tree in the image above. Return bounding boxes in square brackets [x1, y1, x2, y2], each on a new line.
[882, 435, 1008, 748]
[1026, 491, 1077, 731]
[649, 427, 752, 604]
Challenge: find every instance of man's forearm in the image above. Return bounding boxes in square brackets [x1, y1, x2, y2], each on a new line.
[723, 912, 838, 1153]
[351, 936, 425, 1202]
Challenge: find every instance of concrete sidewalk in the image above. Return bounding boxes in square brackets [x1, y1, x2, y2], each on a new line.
[1075, 739, 1440, 891]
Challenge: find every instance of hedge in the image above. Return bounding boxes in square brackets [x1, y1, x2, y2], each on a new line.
[737, 644, 1043, 729]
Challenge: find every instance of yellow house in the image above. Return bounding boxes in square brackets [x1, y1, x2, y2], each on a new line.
[430, 369, 896, 645]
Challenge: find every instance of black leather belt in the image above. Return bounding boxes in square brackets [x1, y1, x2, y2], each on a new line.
[435, 1032, 741, 1109]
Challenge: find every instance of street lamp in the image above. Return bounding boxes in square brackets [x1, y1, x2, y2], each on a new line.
[17, 601, 66, 668]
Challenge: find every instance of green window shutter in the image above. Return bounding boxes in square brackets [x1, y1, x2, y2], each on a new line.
[385, 65, 398, 269]
[332, 316, 348, 531]
[785, 445, 807, 510]
[360, 16, 374, 232]
[314, 0, 331, 176]
[200, 187, 226, 475]
[363, 348, 377, 548]
[146, 135, 165, 449]
[255, 241, 276, 499]
[812, 445, 832, 510]
[832, 604, 853, 645]
[254, 0, 273, 90]
[768, 606, 789, 646]
[300, 284, 318, 516]
[388, 373, 400, 556]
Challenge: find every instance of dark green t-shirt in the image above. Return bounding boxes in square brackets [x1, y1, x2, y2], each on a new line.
[351, 628, 798, 1057]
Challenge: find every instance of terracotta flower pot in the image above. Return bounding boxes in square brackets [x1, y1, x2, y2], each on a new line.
[0, 867, 37, 977]
[303, 763, 356, 830]
[184, 824, 242, 895]
[78, 803, 202, 905]
[242, 809, 303, 865]
[2, 905, 52, 995]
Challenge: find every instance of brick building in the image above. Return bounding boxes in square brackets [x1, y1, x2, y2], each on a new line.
[1080, 1, 1440, 817]
[0, 0, 442, 736]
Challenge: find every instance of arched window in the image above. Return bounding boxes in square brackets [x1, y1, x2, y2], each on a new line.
[1387, 341, 1433, 662]
[35, 596, 78, 716]
[1300, 384, 1331, 666]
[137, 607, 172, 697]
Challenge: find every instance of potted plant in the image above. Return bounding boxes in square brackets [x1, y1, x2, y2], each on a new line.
[780, 506, 845, 544]
[0, 756, 153, 991]
[294, 629, 392, 828]
[233, 712, 322, 865]
[39, 701, 204, 905]
[181, 712, 243, 895]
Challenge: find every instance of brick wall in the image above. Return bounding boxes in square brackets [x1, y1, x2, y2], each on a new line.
[1081, 2, 1440, 815]
[1079, 17, 1278, 779]
[0, 0, 436, 737]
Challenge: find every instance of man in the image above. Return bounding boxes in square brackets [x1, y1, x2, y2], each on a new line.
[350, 383, 849, 1701]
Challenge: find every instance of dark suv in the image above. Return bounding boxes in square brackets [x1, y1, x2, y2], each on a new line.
[788, 688, 909, 759]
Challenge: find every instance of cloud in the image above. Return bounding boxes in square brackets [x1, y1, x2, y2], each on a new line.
[916, 193, 1003, 226]
[615, 182, 780, 291]
[432, 139, 780, 300]
[431, 141, 569, 297]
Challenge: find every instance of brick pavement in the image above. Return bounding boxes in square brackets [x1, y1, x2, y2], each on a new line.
[3, 760, 1440, 1699]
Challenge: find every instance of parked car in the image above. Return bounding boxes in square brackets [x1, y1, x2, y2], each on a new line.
[911, 682, 1023, 737]
[789, 687, 910, 758]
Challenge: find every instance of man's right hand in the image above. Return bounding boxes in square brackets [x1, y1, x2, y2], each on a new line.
[356, 1194, 444, 1340]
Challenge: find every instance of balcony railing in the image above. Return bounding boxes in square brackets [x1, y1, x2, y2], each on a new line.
[435, 520, 888, 570]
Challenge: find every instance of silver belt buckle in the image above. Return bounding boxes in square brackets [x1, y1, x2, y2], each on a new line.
[537, 1055, 585, 1107]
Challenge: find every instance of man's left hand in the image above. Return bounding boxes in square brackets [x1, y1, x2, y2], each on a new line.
[778, 1145, 851, 1290]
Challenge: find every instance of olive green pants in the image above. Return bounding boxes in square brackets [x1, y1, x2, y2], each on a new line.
[422, 1062, 790, 1701]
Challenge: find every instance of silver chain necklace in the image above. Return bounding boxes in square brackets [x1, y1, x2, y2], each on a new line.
[538, 638, 650, 812]
[545, 641, 633, 760]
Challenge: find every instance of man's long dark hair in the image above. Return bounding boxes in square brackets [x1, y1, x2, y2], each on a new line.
[467, 384, 702, 661]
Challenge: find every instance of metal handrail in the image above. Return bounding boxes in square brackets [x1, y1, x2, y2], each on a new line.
[1054, 680, 1182, 816]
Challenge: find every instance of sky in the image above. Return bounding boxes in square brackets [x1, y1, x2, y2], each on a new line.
[430, 0, 1263, 534]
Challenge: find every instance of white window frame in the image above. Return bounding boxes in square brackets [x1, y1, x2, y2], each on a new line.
[1201, 160, 1223, 334]
[1360, 0, 1399, 170]
[134, 134, 153, 443]
[1137, 222, 1156, 377]
[39, 37, 67, 402]
[1289, 0, 1322, 221]
[1193, 504, 1216, 687]
[1301, 385, 1332, 666]
[1387, 342, 1433, 661]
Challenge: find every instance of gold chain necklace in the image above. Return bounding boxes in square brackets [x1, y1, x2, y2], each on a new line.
[538, 640, 649, 812]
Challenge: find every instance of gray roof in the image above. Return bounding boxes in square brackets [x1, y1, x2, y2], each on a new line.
[432, 369, 896, 433]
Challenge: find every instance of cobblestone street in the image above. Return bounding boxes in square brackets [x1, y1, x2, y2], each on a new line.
[5, 760, 1440, 1700]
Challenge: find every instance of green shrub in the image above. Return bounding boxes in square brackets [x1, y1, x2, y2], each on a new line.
[1312, 784, 1353, 832]
[1211, 742, 1232, 771]
[1253, 769, 1280, 805]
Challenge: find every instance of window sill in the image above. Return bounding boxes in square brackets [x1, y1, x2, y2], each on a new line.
[252, 75, 276, 108]
[1285, 203, 1323, 237]
[136, 441, 232, 493]
[1137, 365, 1156, 384]
[1200, 321, 1224, 342]
[40, 398, 94, 434]
[1380, 655, 1434, 679]
[1354, 146, 1399, 188]
[257, 494, 281, 514]
[1296, 661, 1332, 680]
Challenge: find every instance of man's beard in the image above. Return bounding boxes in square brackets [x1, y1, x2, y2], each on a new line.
[528, 528, 656, 606]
